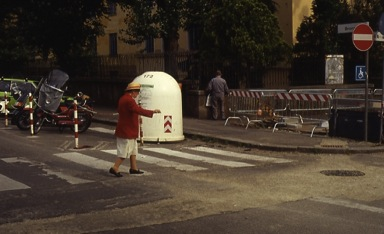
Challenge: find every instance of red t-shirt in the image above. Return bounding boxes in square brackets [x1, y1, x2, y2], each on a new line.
[114, 93, 154, 139]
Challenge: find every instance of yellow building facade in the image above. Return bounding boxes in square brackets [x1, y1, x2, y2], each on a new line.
[97, 1, 314, 56]
[275, 0, 313, 45]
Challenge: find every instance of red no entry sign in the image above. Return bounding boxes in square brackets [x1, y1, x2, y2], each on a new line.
[352, 24, 374, 51]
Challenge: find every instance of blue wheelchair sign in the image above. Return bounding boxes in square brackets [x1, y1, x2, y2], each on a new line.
[355, 65, 366, 81]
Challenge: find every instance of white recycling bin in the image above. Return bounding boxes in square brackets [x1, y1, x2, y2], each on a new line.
[133, 71, 184, 142]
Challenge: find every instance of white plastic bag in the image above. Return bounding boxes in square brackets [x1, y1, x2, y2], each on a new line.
[205, 94, 212, 107]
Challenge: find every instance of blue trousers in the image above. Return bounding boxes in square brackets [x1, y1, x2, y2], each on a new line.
[211, 94, 225, 120]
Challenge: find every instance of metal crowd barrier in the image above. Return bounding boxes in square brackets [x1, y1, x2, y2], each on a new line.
[289, 89, 333, 94]
[224, 88, 382, 137]
[332, 88, 379, 111]
[333, 88, 372, 99]
[224, 90, 262, 128]
[273, 92, 332, 120]
[272, 92, 332, 136]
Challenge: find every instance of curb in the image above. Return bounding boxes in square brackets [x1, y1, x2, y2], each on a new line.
[184, 131, 384, 154]
[94, 117, 384, 154]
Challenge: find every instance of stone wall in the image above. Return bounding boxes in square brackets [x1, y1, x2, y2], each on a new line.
[183, 90, 211, 119]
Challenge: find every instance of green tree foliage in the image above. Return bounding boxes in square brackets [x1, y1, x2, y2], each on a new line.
[294, 0, 384, 84]
[0, 0, 108, 75]
[0, 1, 33, 75]
[294, 0, 351, 58]
[118, 0, 186, 79]
[118, 0, 289, 87]
[200, 0, 289, 67]
[198, 0, 290, 87]
[351, 0, 383, 23]
[351, 0, 384, 78]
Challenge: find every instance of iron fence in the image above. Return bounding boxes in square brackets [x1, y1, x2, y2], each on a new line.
[25, 52, 291, 90]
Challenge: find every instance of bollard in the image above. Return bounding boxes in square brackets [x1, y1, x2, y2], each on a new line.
[139, 102, 144, 146]
[73, 99, 79, 149]
[4, 91, 8, 127]
[29, 93, 34, 135]
[139, 115, 143, 146]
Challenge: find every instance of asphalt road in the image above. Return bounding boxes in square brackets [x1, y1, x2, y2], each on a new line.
[0, 121, 384, 233]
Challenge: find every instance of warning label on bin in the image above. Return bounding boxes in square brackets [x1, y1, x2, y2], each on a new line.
[164, 115, 172, 133]
[138, 84, 154, 108]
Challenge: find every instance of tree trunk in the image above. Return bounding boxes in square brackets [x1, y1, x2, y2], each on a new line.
[163, 35, 179, 81]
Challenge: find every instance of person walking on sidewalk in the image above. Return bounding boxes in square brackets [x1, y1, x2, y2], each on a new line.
[109, 82, 161, 177]
[206, 70, 230, 120]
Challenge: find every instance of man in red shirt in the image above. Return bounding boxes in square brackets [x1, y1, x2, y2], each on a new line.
[109, 82, 161, 177]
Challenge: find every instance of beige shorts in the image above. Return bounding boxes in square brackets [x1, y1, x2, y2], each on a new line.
[116, 137, 138, 158]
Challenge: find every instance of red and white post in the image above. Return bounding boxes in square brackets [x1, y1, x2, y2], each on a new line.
[29, 93, 34, 135]
[73, 99, 79, 149]
[139, 115, 143, 146]
[4, 91, 8, 127]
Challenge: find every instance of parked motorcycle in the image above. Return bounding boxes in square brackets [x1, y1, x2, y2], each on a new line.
[10, 80, 39, 130]
[33, 92, 95, 134]
[13, 69, 96, 134]
[14, 91, 95, 132]
[35, 70, 96, 134]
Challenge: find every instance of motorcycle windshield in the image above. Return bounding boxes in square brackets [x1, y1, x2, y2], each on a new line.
[38, 69, 68, 112]
[16, 82, 36, 94]
[46, 69, 69, 89]
[15, 83, 36, 102]
[38, 84, 64, 112]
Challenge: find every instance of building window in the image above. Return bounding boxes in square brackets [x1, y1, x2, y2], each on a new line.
[145, 36, 154, 53]
[188, 26, 200, 51]
[108, 2, 117, 16]
[109, 33, 117, 56]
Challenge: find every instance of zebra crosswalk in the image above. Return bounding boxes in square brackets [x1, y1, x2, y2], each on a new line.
[143, 148, 255, 168]
[103, 149, 206, 172]
[0, 146, 293, 192]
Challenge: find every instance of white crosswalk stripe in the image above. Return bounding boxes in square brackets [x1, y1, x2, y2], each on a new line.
[185, 146, 293, 163]
[89, 127, 115, 134]
[0, 174, 30, 191]
[143, 148, 255, 168]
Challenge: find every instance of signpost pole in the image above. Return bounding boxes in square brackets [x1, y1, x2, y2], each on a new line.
[381, 59, 384, 143]
[352, 23, 374, 142]
[380, 13, 384, 144]
[364, 51, 369, 142]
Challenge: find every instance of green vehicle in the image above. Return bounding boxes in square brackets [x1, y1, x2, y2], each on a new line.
[0, 77, 38, 113]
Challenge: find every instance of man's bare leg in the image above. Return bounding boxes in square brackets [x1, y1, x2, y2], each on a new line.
[113, 157, 125, 171]
[130, 155, 137, 170]
[129, 155, 144, 174]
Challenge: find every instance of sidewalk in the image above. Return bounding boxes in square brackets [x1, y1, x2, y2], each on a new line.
[93, 106, 384, 154]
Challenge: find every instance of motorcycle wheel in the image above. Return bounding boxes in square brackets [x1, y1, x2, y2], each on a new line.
[33, 109, 45, 135]
[16, 110, 31, 130]
[71, 112, 92, 133]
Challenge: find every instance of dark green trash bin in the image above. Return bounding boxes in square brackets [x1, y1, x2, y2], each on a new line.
[329, 110, 382, 142]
